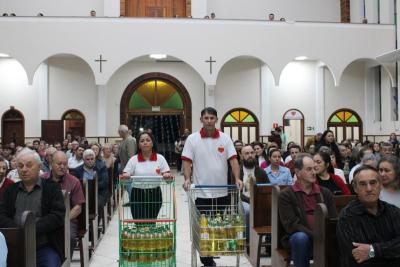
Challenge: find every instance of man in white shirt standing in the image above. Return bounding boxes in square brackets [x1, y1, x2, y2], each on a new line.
[182, 107, 243, 267]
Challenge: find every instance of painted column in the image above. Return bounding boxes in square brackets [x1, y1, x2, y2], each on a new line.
[35, 62, 49, 120]
[315, 63, 326, 133]
[104, 0, 120, 17]
[97, 85, 107, 136]
[350, 0, 364, 23]
[204, 84, 215, 108]
[191, 0, 207, 18]
[260, 64, 272, 137]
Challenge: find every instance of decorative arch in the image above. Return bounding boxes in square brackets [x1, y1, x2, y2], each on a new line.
[282, 109, 305, 148]
[120, 72, 192, 132]
[327, 108, 363, 142]
[62, 109, 86, 139]
[1, 107, 25, 146]
[221, 108, 259, 144]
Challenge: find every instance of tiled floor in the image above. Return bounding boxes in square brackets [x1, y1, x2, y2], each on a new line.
[71, 172, 271, 267]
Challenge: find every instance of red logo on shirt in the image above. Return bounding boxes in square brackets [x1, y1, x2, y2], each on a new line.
[156, 167, 161, 174]
[218, 146, 224, 153]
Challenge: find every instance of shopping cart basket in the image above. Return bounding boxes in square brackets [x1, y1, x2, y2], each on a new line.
[118, 176, 176, 267]
[188, 184, 245, 267]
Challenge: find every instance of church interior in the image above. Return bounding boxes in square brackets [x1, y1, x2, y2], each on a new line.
[0, 0, 400, 266]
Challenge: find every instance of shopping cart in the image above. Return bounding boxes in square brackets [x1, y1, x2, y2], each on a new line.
[118, 176, 176, 267]
[188, 184, 246, 267]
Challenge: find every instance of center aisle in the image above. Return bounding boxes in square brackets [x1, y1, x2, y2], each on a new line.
[80, 172, 253, 267]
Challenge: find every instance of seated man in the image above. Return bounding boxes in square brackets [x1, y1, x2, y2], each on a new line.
[68, 144, 84, 169]
[41, 147, 57, 173]
[285, 144, 301, 177]
[337, 165, 400, 267]
[0, 156, 14, 200]
[70, 149, 108, 226]
[42, 151, 85, 258]
[278, 154, 336, 267]
[240, 145, 269, 242]
[0, 148, 65, 267]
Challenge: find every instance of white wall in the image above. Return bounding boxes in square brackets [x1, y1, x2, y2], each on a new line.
[215, 57, 261, 127]
[324, 60, 365, 128]
[106, 60, 205, 136]
[207, 0, 340, 22]
[48, 56, 98, 136]
[0, 58, 40, 137]
[0, 0, 104, 16]
[269, 61, 319, 136]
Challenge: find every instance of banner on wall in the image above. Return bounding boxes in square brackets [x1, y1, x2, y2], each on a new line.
[284, 109, 303, 120]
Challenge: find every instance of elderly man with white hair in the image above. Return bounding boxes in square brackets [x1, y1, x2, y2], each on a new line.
[70, 149, 109, 225]
[0, 148, 65, 267]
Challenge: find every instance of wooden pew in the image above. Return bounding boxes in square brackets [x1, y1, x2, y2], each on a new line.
[77, 179, 90, 267]
[249, 183, 273, 267]
[0, 211, 36, 267]
[271, 186, 357, 267]
[61, 190, 71, 267]
[271, 186, 291, 267]
[87, 178, 99, 250]
[313, 195, 356, 267]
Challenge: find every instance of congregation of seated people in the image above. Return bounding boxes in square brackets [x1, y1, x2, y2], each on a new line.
[1, 126, 400, 266]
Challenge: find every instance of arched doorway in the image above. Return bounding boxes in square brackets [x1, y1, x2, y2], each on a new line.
[2, 107, 25, 146]
[327, 109, 363, 142]
[62, 109, 85, 140]
[283, 109, 304, 148]
[120, 73, 192, 164]
[221, 108, 259, 144]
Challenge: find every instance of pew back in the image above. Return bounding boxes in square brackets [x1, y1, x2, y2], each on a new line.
[0, 211, 36, 267]
[62, 190, 71, 267]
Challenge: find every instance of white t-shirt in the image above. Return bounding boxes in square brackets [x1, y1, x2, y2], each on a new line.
[68, 156, 83, 169]
[380, 188, 400, 208]
[334, 168, 347, 184]
[123, 153, 170, 189]
[182, 130, 236, 198]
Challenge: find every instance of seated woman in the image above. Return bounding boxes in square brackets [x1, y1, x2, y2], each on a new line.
[264, 148, 292, 185]
[313, 150, 351, 195]
[378, 155, 400, 208]
[121, 131, 174, 220]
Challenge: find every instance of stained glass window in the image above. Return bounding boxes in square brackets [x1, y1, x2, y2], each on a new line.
[223, 109, 255, 123]
[63, 110, 84, 120]
[128, 79, 183, 110]
[329, 110, 359, 124]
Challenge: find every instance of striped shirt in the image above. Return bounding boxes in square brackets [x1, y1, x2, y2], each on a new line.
[337, 199, 400, 267]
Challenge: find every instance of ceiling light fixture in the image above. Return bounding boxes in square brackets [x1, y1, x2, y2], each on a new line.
[149, 54, 167, 60]
[295, 56, 308, 61]
[0, 53, 11, 58]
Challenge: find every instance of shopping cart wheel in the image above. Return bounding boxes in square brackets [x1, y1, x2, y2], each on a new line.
[191, 242, 197, 267]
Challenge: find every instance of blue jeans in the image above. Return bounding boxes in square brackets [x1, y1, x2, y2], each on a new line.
[37, 246, 61, 267]
[0, 232, 7, 267]
[242, 201, 250, 242]
[289, 232, 312, 267]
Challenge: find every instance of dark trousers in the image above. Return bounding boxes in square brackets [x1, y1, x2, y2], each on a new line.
[130, 186, 162, 220]
[98, 194, 107, 227]
[37, 245, 61, 267]
[70, 221, 78, 258]
[195, 196, 230, 266]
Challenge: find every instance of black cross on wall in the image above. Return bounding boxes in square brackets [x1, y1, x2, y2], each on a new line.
[205, 56, 216, 74]
[95, 54, 107, 73]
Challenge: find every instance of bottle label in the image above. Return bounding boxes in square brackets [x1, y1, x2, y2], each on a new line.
[201, 233, 209, 239]
[237, 232, 244, 239]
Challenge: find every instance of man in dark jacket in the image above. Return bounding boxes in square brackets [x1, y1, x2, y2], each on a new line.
[337, 165, 400, 267]
[0, 148, 65, 267]
[70, 149, 108, 224]
[278, 153, 336, 267]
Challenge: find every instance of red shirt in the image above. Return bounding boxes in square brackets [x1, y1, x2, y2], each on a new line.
[0, 178, 14, 201]
[292, 181, 321, 230]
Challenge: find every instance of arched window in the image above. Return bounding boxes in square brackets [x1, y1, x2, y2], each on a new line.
[283, 109, 305, 148]
[1, 107, 24, 146]
[221, 108, 259, 144]
[62, 109, 85, 139]
[327, 109, 362, 142]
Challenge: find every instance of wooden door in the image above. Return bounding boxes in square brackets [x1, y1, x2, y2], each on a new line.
[2, 108, 24, 146]
[124, 0, 186, 17]
[42, 120, 63, 144]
